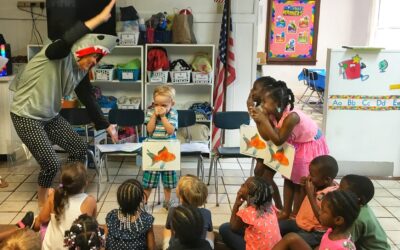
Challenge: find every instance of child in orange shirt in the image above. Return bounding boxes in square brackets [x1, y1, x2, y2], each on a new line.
[278, 155, 339, 248]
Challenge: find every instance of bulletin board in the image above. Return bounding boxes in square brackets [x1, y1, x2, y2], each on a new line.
[323, 48, 400, 176]
[265, 0, 320, 65]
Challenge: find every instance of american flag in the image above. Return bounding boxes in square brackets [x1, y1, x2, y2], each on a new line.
[212, 0, 236, 150]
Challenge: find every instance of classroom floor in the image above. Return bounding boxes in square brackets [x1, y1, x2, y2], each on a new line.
[0, 104, 399, 249]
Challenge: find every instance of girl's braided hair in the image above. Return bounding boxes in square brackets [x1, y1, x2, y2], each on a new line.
[64, 214, 105, 250]
[324, 190, 361, 229]
[247, 177, 273, 212]
[117, 179, 146, 215]
[256, 76, 295, 111]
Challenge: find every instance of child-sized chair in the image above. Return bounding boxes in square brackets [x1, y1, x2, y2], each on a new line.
[207, 111, 254, 206]
[96, 108, 144, 201]
[177, 110, 209, 181]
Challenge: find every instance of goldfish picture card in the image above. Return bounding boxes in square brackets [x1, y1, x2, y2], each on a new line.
[142, 139, 181, 171]
[240, 125, 295, 179]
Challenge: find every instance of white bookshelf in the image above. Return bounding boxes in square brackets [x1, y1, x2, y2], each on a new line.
[144, 44, 215, 149]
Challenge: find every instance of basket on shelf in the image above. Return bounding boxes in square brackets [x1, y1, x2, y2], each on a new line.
[147, 71, 169, 83]
[192, 71, 213, 84]
[117, 68, 140, 81]
[170, 70, 191, 84]
[117, 32, 140, 46]
[94, 65, 115, 81]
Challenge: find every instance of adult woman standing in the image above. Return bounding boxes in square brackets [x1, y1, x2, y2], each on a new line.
[9, 0, 118, 207]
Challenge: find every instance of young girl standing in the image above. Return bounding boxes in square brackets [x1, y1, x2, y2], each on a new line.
[247, 78, 282, 210]
[34, 162, 97, 250]
[219, 177, 281, 250]
[105, 179, 155, 250]
[250, 76, 329, 219]
[273, 190, 360, 250]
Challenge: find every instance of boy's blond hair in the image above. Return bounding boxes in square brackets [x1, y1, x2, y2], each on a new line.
[153, 85, 176, 101]
[0, 229, 41, 250]
[177, 175, 208, 207]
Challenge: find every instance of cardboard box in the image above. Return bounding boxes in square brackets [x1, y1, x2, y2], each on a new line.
[257, 52, 267, 65]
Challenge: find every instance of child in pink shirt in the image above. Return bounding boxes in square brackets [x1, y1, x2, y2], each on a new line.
[272, 190, 360, 250]
[219, 177, 281, 250]
[250, 77, 329, 219]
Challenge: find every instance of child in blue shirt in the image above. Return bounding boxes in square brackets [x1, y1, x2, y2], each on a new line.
[143, 85, 178, 209]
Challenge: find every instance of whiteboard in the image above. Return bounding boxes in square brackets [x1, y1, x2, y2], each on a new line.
[323, 49, 400, 176]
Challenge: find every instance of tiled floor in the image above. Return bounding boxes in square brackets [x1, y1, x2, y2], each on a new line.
[0, 104, 399, 249]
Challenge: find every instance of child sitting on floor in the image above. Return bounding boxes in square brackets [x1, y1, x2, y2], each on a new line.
[273, 190, 360, 250]
[340, 175, 390, 250]
[143, 85, 179, 210]
[168, 205, 212, 250]
[219, 176, 281, 250]
[163, 175, 214, 249]
[279, 155, 339, 248]
[34, 162, 97, 250]
[64, 214, 105, 250]
[105, 179, 155, 250]
[0, 228, 40, 250]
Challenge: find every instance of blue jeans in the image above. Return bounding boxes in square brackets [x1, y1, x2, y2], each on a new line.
[218, 223, 245, 250]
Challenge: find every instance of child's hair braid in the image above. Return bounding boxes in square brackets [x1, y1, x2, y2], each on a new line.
[171, 205, 204, 247]
[324, 190, 361, 229]
[247, 177, 273, 211]
[117, 179, 145, 215]
[64, 214, 104, 250]
[256, 76, 295, 111]
[54, 162, 87, 221]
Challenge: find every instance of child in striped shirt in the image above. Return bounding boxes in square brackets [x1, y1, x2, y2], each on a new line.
[143, 85, 179, 210]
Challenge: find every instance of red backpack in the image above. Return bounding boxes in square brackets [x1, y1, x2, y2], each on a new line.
[147, 47, 169, 71]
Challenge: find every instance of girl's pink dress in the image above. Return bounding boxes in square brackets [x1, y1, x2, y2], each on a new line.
[274, 108, 329, 184]
[319, 228, 356, 250]
[236, 205, 281, 250]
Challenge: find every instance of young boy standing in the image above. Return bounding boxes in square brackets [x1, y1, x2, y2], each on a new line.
[143, 85, 178, 209]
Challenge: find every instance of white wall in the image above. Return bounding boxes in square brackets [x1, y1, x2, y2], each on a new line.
[257, 0, 374, 95]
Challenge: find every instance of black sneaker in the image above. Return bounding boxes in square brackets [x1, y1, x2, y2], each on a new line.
[16, 211, 34, 229]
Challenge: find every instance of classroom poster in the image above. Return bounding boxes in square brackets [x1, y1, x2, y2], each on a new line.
[142, 140, 181, 171]
[240, 125, 295, 179]
[265, 0, 320, 65]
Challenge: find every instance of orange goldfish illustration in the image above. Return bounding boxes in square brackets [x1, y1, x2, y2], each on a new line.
[243, 134, 267, 155]
[147, 146, 176, 169]
[268, 144, 289, 169]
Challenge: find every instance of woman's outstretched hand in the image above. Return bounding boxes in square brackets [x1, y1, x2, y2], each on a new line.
[84, 0, 116, 31]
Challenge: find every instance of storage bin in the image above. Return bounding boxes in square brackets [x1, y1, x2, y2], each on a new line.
[94, 67, 114, 81]
[170, 70, 191, 83]
[192, 71, 213, 84]
[118, 32, 140, 46]
[117, 68, 140, 81]
[147, 71, 169, 83]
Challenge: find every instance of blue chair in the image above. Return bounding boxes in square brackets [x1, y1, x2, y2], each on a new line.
[207, 111, 254, 206]
[298, 69, 324, 111]
[178, 110, 208, 181]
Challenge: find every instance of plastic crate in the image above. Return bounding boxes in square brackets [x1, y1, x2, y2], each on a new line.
[170, 70, 191, 84]
[94, 67, 114, 81]
[192, 71, 213, 84]
[117, 68, 140, 81]
[118, 32, 139, 46]
[147, 71, 169, 83]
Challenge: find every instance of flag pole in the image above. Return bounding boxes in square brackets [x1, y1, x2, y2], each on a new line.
[222, 0, 231, 145]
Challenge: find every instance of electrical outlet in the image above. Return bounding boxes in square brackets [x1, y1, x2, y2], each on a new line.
[17, 1, 45, 8]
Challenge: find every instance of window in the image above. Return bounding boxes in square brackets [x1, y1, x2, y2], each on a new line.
[371, 0, 400, 48]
